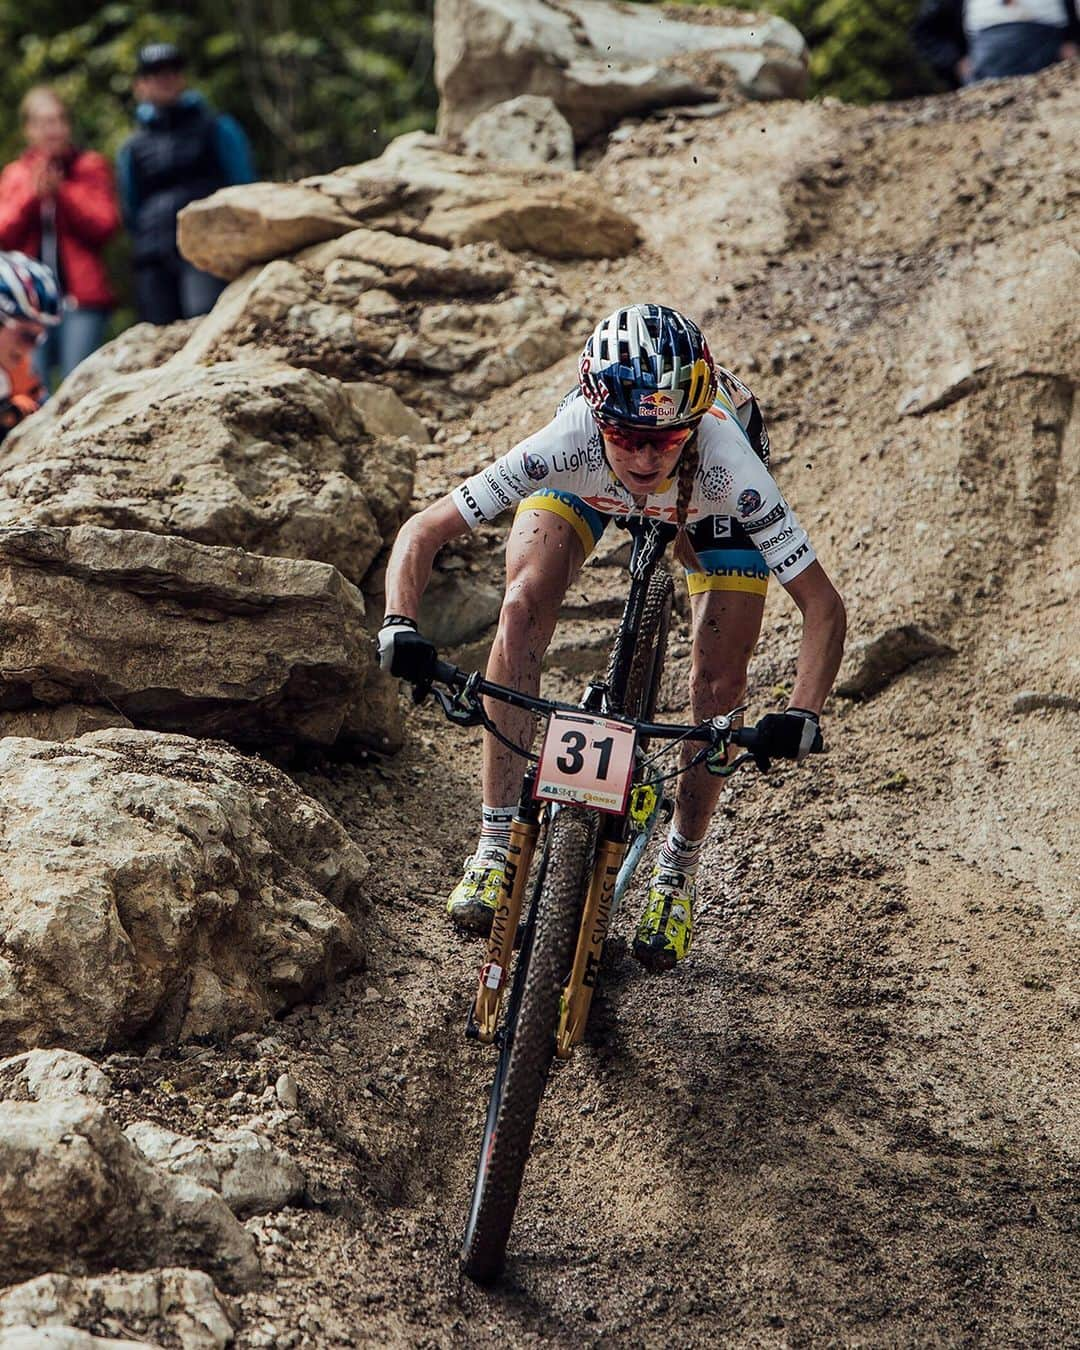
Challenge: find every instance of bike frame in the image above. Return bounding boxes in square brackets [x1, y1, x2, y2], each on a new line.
[452, 516, 692, 1055]
[555, 517, 675, 1056]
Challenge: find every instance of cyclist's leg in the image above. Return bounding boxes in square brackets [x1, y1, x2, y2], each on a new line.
[635, 533, 767, 968]
[674, 583, 766, 837]
[448, 491, 602, 930]
[483, 493, 599, 806]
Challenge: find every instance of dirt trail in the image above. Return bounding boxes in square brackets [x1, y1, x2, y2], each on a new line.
[115, 66, 1079, 1346]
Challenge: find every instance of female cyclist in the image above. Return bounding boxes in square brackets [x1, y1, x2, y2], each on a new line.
[378, 303, 846, 971]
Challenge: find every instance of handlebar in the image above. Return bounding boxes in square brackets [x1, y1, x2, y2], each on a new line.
[425, 659, 769, 760]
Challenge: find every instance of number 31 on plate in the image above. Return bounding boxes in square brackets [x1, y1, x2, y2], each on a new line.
[534, 711, 637, 813]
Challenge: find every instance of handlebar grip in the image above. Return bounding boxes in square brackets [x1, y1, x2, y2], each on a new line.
[433, 658, 467, 689]
[730, 725, 824, 755]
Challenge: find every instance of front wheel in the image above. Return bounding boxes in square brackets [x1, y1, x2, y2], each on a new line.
[619, 565, 674, 725]
[461, 806, 594, 1284]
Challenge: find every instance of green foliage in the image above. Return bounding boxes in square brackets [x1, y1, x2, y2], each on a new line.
[765, 0, 932, 102]
[0, 0, 436, 178]
[643, 0, 937, 103]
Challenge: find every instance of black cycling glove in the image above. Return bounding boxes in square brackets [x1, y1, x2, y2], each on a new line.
[750, 708, 823, 770]
[376, 615, 438, 686]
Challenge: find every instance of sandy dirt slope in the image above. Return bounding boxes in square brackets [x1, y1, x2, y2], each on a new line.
[109, 65, 1078, 1346]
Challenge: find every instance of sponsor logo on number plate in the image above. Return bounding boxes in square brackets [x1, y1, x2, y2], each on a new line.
[534, 711, 637, 814]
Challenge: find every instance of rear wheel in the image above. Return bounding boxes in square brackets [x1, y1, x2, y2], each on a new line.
[461, 806, 595, 1284]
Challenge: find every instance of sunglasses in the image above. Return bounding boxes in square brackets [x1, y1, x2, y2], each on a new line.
[601, 423, 693, 453]
[1, 318, 47, 348]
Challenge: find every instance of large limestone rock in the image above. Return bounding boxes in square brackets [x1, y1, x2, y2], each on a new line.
[0, 704, 132, 743]
[435, 0, 808, 141]
[0, 728, 368, 1053]
[0, 1097, 258, 1289]
[418, 570, 503, 647]
[463, 94, 576, 168]
[0, 361, 415, 590]
[0, 1329, 155, 1348]
[339, 132, 639, 257]
[0, 524, 397, 754]
[0, 1270, 233, 1350]
[50, 319, 201, 419]
[0, 1050, 112, 1104]
[177, 180, 373, 281]
[171, 227, 582, 422]
[178, 134, 639, 279]
[421, 185, 638, 257]
[126, 1120, 305, 1218]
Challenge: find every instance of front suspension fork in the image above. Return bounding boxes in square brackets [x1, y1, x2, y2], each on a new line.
[555, 830, 627, 1060]
[466, 773, 540, 1044]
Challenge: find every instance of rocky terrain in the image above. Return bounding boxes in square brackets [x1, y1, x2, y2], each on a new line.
[0, 1, 1076, 1345]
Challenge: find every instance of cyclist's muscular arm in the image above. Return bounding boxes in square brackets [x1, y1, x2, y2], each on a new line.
[383, 494, 473, 620]
[782, 561, 847, 715]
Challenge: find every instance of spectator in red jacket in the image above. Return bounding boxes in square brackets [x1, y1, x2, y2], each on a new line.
[0, 87, 121, 388]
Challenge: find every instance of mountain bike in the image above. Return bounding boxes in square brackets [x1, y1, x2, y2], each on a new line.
[413, 517, 771, 1285]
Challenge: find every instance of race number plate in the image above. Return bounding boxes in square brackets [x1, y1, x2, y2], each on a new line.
[534, 711, 637, 814]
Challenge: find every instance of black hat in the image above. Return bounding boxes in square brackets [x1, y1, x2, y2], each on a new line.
[136, 42, 186, 75]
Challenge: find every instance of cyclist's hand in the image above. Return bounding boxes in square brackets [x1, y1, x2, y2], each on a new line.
[376, 615, 437, 685]
[751, 709, 823, 769]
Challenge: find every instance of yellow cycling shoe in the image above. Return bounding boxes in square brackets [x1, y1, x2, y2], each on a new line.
[633, 866, 695, 972]
[446, 853, 505, 934]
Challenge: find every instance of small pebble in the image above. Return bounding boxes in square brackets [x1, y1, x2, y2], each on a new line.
[276, 1072, 299, 1110]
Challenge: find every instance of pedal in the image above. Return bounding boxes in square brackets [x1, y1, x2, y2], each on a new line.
[629, 783, 658, 829]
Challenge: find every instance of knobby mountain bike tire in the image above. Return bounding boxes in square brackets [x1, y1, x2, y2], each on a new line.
[616, 566, 674, 725]
[461, 805, 595, 1284]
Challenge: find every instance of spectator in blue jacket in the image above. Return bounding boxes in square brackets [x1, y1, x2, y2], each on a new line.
[117, 43, 255, 325]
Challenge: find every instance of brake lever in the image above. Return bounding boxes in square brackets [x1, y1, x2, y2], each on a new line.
[429, 683, 484, 726]
[706, 748, 763, 777]
[706, 707, 766, 776]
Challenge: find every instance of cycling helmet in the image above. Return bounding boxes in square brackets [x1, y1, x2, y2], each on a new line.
[0, 252, 62, 328]
[578, 303, 717, 430]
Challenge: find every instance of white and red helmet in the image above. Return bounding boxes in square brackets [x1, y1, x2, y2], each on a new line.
[579, 303, 717, 430]
[0, 252, 62, 328]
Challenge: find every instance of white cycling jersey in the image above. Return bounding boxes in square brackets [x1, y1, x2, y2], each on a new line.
[452, 389, 818, 586]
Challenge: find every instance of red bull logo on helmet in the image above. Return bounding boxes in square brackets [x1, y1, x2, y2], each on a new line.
[637, 391, 678, 421]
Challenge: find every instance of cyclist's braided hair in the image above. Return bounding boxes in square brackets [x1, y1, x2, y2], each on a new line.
[672, 432, 701, 572]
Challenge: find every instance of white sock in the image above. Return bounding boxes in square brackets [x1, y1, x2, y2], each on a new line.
[658, 826, 705, 877]
[476, 804, 515, 862]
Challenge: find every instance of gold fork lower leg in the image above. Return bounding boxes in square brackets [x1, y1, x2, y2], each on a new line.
[555, 836, 626, 1059]
[470, 816, 539, 1043]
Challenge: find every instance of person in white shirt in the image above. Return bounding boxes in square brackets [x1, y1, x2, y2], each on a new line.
[915, 0, 1078, 84]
